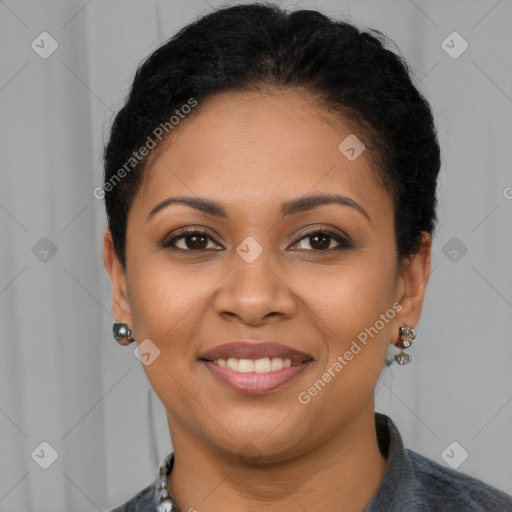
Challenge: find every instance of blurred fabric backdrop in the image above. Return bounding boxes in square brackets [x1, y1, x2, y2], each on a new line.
[1, 0, 511, 510]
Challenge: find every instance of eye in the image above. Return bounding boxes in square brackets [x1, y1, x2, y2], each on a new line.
[161, 227, 352, 252]
[162, 229, 223, 251]
[291, 229, 352, 251]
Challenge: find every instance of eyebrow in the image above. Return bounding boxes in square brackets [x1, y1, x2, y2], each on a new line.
[147, 193, 370, 222]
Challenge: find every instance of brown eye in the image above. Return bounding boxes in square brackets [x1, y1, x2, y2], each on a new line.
[162, 230, 222, 251]
[181, 234, 209, 250]
[309, 233, 331, 250]
[292, 230, 352, 251]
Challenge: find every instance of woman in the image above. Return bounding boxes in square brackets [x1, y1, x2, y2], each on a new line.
[102, 3, 512, 511]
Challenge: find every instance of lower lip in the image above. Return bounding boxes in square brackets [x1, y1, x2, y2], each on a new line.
[202, 360, 312, 394]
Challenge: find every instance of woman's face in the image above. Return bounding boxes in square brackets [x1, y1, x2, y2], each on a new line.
[105, 89, 430, 461]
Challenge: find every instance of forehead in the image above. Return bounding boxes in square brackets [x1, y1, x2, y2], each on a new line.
[135, 90, 390, 219]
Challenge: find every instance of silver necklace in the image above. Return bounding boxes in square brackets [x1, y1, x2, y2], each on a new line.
[154, 452, 180, 512]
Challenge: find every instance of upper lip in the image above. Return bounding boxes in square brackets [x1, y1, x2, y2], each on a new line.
[198, 341, 313, 363]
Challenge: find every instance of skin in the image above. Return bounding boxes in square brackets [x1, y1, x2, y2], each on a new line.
[104, 89, 431, 512]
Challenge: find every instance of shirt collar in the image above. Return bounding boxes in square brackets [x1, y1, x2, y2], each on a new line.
[364, 412, 417, 511]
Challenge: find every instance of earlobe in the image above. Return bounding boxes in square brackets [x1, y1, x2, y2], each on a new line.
[103, 229, 133, 325]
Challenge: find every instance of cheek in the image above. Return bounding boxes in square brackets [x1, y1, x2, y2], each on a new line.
[125, 261, 210, 408]
[295, 290, 394, 428]
[127, 258, 209, 346]
[298, 251, 398, 340]
[298, 250, 397, 393]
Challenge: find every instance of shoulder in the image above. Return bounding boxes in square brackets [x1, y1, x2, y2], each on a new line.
[105, 483, 155, 512]
[406, 448, 512, 511]
[369, 413, 512, 511]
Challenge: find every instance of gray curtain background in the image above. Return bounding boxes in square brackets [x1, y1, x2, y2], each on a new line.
[1, 1, 511, 510]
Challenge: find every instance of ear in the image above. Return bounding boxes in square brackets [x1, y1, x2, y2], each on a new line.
[394, 231, 432, 332]
[103, 229, 133, 326]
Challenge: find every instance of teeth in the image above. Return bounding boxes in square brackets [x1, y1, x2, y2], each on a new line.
[238, 359, 254, 373]
[214, 357, 294, 373]
[271, 358, 283, 371]
[227, 358, 239, 371]
[255, 358, 271, 373]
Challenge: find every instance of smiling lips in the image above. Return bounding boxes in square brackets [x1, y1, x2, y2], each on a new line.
[199, 341, 313, 394]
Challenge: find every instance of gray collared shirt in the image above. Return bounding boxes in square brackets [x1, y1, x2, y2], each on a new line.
[107, 413, 512, 511]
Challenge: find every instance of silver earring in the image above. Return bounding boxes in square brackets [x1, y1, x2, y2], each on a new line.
[394, 322, 416, 365]
[112, 322, 136, 346]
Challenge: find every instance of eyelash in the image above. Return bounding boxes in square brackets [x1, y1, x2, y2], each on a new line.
[161, 227, 353, 253]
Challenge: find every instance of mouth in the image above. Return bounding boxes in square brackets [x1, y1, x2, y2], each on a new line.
[205, 356, 305, 372]
[198, 341, 313, 394]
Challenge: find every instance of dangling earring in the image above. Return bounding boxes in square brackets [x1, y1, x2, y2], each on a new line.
[394, 322, 416, 365]
[112, 322, 136, 346]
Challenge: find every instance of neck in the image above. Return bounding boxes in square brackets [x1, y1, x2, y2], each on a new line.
[166, 406, 387, 512]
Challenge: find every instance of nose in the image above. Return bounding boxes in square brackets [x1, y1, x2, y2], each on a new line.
[213, 252, 297, 326]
